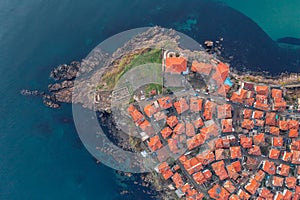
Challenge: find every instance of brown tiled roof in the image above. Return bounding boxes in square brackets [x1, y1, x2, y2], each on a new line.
[282, 151, 293, 162]
[272, 176, 284, 187]
[271, 88, 283, 98]
[243, 109, 252, 119]
[171, 172, 184, 188]
[189, 97, 203, 112]
[241, 119, 254, 130]
[157, 96, 172, 109]
[143, 104, 158, 117]
[208, 184, 230, 200]
[248, 145, 261, 156]
[212, 62, 230, 85]
[277, 164, 290, 177]
[148, 135, 163, 152]
[173, 123, 185, 135]
[265, 112, 277, 126]
[253, 133, 265, 145]
[255, 85, 269, 96]
[185, 123, 195, 137]
[223, 180, 236, 194]
[191, 60, 213, 75]
[273, 137, 283, 147]
[279, 120, 289, 131]
[285, 177, 297, 189]
[240, 136, 253, 148]
[217, 104, 232, 119]
[230, 146, 242, 159]
[291, 150, 300, 164]
[253, 110, 264, 119]
[161, 127, 172, 139]
[245, 178, 260, 195]
[221, 119, 233, 133]
[211, 160, 229, 181]
[262, 160, 276, 175]
[165, 56, 187, 74]
[174, 98, 189, 115]
[269, 148, 280, 159]
[166, 116, 178, 128]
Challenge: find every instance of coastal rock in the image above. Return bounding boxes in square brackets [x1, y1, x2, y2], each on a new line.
[50, 61, 80, 81]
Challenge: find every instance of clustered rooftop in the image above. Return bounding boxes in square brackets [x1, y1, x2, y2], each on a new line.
[127, 51, 300, 200]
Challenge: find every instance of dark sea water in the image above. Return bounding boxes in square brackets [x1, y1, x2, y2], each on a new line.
[0, 0, 299, 199]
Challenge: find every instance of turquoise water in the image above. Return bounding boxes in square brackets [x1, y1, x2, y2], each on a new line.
[220, 0, 300, 40]
[0, 0, 300, 199]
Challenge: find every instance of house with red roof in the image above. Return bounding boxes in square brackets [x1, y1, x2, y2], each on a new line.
[167, 116, 178, 128]
[212, 62, 230, 85]
[208, 184, 230, 200]
[217, 104, 232, 119]
[269, 148, 280, 159]
[157, 96, 172, 109]
[240, 136, 252, 148]
[255, 85, 269, 96]
[161, 127, 172, 139]
[165, 55, 187, 74]
[230, 146, 242, 159]
[191, 60, 213, 75]
[189, 97, 203, 112]
[253, 133, 265, 145]
[245, 178, 260, 195]
[148, 135, 163, 152]
[221, 119, 234, 133]
[265, 112, 277, 126]
[174, 98, 189, 115]
[262, 160, 276, 174]
[158, 162, 174, 180]
[212, 160, 229, 181]
[171, 172, 184, 188]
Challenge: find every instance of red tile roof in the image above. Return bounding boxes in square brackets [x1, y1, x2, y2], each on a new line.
[165, 56, 187, 74]
[166, 116, 178, 128]
[285, 177, 297, 189]
[217, 104, 232, 119]
[211, 160, 229, 181]
[255, 119, 265, 127]
[262, 160, 276, 175]
[208, 184, 230, 200]
[243, 109, 252, 119]
[273, 137, 283, 147]
[253, 133, 265, 145]
[139, 120, 155, 135]
[289, 120, 299, 130]
[248, 145, 261, 156]
[189, 97, 203, 112]
[282, 151, 293, 162]
[272, 89, 283, 98]
[157, 96, 172, 109]
[143, 104, 158, 117]
[245, 178, 260, 195]
[232, 160, 242, 172]
[270, 126, 280, 135]
[148, 135, 163, 151]
[161, 127, 172, 139]
[173, 123, 185, 135]
[237, 189, 251, 200]
[168, 138, 179, 154]
[291, 150, 300, 164]
[193, 171, 207, 184]
[241, 119, 254, 130]
[279, 120, 289, 131]
[203, 101, 216, 120]
[158, 162, 173, 180]
[253, 110, 264, 119]
[277, 164, 290, 177]
[191, 61, 213, 75]
[171, 172, 184, 188]
[230, 146, 242, 159]
[215, 149, 226, 160]
[255, 85, 269, 96]
[240, 136, 253, 148]
[185, 123, 195, 137]
[221, 119, 233, 133]
[187, 134, 205, 150]
[272, 176, 284, 187]
[265, 112, 277, 126]
[193, 117, 204, 128]
[226, 164, 239, 180]
[289, 129, 298, 138]
[223, 180, 236, 194]
[174, 98, 189, 115]
[269, 148, 280, 159]
[254, 170, 265, 182]
[259, 188, 274, 199]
